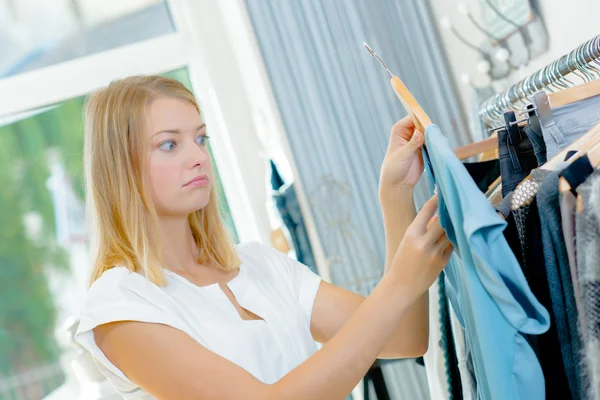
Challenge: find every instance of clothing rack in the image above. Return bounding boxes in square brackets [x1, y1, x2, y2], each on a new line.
[479, 34, 600, 126]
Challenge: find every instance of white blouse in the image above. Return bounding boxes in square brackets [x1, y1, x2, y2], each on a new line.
[74, 241, 322, 399]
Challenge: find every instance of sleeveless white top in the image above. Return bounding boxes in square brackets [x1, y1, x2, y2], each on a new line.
[74, 241, 322, 399]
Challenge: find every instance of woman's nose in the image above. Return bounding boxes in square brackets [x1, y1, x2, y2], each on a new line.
[187, 139, 209, 168]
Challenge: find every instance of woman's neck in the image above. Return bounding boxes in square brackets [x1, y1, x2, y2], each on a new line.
[158, 215, 198, 273]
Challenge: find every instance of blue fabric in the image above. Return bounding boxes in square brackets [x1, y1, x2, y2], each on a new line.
[422, 124, 550, 400]
[540, 93, 600, 160]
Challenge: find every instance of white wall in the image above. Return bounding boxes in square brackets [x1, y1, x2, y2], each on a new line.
[429, 0, 600, 127]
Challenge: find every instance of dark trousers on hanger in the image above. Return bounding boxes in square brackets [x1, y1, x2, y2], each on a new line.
[363, 360, 390, 400]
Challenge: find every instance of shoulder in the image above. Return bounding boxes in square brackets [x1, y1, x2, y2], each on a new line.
[86, 266, 155, 303]
[235, 241, 321, 289]
[235, 240, 296, 274]
[235, 240, 279, 260]
[81, 266, 172, 323]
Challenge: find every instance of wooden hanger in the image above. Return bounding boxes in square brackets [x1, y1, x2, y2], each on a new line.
[571, 137, 600, 212]
[587, 136, 600, 167]
[453, 137, 497, 160]
[548, 79, 600, 108]
[389, 75, 432, 132]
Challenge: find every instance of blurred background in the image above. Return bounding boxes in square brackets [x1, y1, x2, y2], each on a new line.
[0, 0, 597, 399]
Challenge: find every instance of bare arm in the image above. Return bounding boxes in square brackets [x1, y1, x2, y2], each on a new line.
[309, 191, 433, 359]
[380, 188, 429, 356]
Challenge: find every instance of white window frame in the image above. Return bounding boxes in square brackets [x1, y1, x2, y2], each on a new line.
[0, 0, 329, 279]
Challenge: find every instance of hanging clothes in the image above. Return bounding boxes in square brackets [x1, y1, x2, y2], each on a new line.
[510, 168, 574, 400]
[427, 158, 501, 400]
[462, 159, 500, 193]
[575, 169, 600, 400]
[534, 92, 600, 160]
[269, 160, 318, 274]
[422, 124, 550, 400]
[523, 104, 548, 165]
[559, 155, 597, 323]
[536, 171, 584, 399]
[497, 112, 538, 197]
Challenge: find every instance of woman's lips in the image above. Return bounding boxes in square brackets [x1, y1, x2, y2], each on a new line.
[184, 175, 209, 187]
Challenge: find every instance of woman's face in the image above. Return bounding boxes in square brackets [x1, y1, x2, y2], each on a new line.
[145, 96, 213, 217]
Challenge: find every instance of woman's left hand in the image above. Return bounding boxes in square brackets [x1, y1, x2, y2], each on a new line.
[379, 116, 425, 198]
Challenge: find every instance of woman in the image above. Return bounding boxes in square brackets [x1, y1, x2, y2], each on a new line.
[74, 75, 451, 399]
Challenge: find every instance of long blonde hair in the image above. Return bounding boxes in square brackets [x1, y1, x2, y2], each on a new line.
[84, 75, 240, 287]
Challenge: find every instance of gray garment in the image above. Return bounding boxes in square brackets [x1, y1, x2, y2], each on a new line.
[537, 171, 583, 399]
[560, 191, 582, 318]
[575, 169, 600, 400]
[495, 190, 513, 220]
[540, 93, 600, 160]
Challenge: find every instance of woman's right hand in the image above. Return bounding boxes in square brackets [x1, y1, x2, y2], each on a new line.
[389, 195, 452, 300]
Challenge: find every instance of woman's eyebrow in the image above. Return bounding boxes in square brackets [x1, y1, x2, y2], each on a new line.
[153, 123, 206, 137]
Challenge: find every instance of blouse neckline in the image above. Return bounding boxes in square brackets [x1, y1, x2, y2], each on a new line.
[163, 263, 266, 323]
[163, 262, 246, 291]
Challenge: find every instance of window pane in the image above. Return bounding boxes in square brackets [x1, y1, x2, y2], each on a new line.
[0, 68, 237, 399]
[0, 0, 175, 78]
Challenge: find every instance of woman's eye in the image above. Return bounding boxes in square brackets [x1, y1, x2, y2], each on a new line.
[158, 140, 176, 151]
[196, 135, 210, 146]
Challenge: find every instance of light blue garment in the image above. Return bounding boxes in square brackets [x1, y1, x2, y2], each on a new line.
[537, 92, 600, 160]
[422, 124, 550, 400]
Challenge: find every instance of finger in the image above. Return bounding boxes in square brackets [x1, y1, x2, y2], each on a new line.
[411, 195, 439, 234]
[405, 129, 424, 152]
[391, 116, 416, 139]
[390, 116, 420, 144]
[442, 242, 454, 259]
[434, 234, 452, 254]
[425, 217, 445, 242]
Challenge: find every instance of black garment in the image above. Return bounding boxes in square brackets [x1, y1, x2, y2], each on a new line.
[523, 105, 548, 166]
[537, 171, 584, 399]
[463, 159, 500, 193]
[511, 169, 573, 400]
[269, 160, 318, 273]
[497, 113, 538, 197]
[559, 155, 594, 196]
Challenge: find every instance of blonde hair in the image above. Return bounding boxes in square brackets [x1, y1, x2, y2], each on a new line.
[84, 75, 240, 287]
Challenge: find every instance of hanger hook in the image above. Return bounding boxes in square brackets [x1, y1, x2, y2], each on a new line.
[551, 59, 570, 89]
[575, 44, 591, 82]
[580, 42, 599, 80]
[569, 49, 588, 83]
[586, 38, 600, 79]
[557, 56, 575, 88]
[363, 42, 394, 78]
